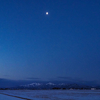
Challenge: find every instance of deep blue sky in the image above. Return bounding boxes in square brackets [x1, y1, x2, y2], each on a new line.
[0, 0, 100, 83]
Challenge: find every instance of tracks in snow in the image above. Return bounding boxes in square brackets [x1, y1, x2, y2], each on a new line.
[0, 93, 32, 100]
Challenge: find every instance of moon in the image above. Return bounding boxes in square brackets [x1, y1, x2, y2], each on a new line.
[46, 12, 48, 15]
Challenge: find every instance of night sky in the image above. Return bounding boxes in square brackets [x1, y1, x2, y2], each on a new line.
[0, 0, 100, 83]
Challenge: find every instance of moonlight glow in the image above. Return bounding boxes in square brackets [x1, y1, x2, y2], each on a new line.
[46, 12, 48, 15]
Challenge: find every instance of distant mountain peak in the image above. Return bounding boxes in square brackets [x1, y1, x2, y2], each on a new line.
[46, 82, 55, 85]
[29, 83, 41, 86]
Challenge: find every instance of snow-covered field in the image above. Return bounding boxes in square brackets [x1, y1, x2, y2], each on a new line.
[0, 90, 100, 100]
[0, 94, 21, 100]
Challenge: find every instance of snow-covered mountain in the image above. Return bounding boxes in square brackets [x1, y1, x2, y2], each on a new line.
[20, 82, 56, 89]
[1, 81, 100, 90]
[46, 82, 55, 85]
[17, 82, 100, 90]
[21, 83, 41, 87]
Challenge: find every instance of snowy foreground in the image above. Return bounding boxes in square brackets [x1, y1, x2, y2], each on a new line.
[0, 90, 100, 100]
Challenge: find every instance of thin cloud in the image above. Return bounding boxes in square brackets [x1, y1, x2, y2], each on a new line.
[26, 77, 41, 80]
[57, 76, 73, 80]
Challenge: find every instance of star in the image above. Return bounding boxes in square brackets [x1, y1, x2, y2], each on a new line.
[46, 12, 48, 15]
